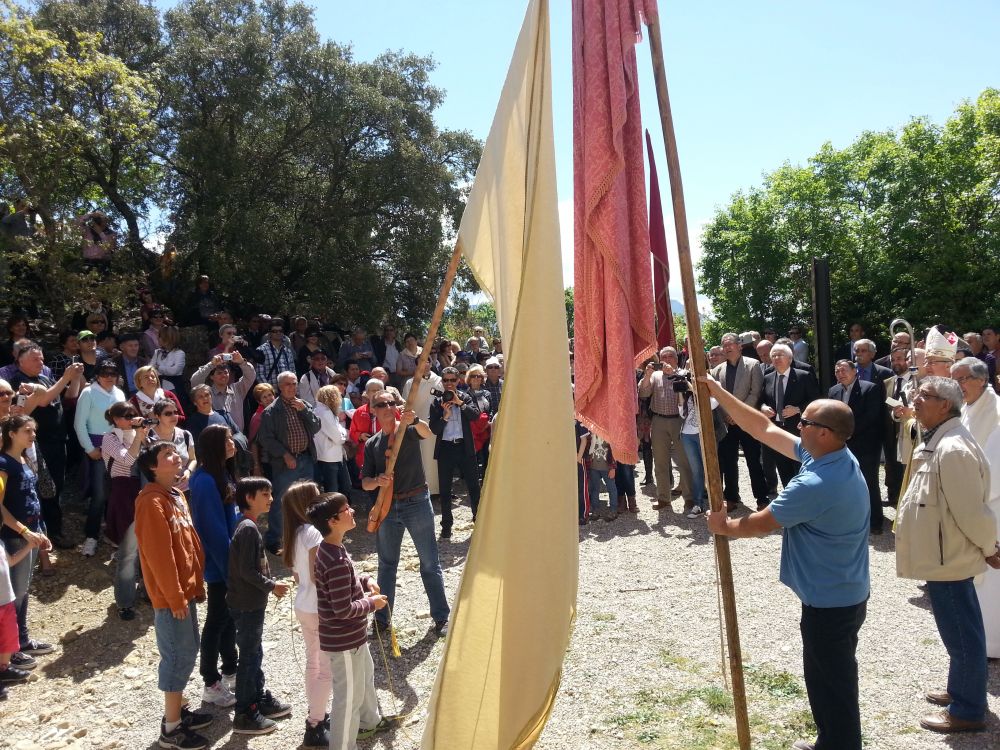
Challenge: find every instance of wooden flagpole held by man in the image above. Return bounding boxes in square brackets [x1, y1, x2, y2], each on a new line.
[367, 239, 465, 533]
[643, 7, 752, 748]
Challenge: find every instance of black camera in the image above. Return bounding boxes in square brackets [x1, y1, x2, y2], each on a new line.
[667, 370, 692, 393]
[431, 388, 460, 403]
[141, 417, 159, 427]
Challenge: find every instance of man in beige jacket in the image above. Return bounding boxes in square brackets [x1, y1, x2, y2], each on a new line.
[894, 376, 1000, 734]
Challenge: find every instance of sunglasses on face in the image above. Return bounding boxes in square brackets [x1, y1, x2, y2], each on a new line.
[0, 391, 13, 398]
[798, 417, 831, 430]
[442, 378, 458, 384]
[372, 402, 394, 409]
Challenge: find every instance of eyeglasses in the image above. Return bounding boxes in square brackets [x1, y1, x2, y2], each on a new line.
[442, 378, 458, 384]
[468, 374, 483, 379]
[486, 365, 500, 370]
[372, 402, 394, 409]
[161, 410, 178, 416]
[0, 391, 13, 398]
[953, 375, 978, 385]
[798, 417, 831, 430]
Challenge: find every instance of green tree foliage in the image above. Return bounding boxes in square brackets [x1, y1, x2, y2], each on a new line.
[699, 89, 1000, 344]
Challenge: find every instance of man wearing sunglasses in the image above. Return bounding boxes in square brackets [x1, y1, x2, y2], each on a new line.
[701, 373, 869, 750]
[429, 367, 483, 540]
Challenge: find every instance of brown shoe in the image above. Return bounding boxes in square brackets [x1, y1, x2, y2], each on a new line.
[919, 709, 985, 733]
[651, 501, 673, 511]
[925, 689, 952, 707]
[626, 496, 638, 513]
[671, 487, 683, 497]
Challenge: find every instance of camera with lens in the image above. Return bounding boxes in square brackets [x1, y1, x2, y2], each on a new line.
[667, 370, 692, 393]
[430, 388, 461, 403]
[141, 417, 159, 427]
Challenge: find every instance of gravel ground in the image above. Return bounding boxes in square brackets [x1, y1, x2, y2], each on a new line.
[2, 460, 999, 750]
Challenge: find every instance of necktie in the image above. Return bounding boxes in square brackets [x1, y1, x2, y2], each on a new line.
[893, 377, 903, 400]
[775, 373, 785, 425]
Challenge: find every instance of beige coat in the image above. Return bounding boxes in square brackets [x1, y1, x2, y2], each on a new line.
[895, 417, 997, 581]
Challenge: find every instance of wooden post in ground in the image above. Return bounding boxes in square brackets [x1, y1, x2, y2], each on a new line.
[643, 10, 752, 749]
[367, 238, 465, 533]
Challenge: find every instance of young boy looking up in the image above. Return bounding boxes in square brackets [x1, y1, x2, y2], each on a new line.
[134, 442, 213, 750]
[227, 477, 291, 735]
[308, 493, 401, 750]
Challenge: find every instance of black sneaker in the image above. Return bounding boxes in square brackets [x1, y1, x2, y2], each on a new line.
[264, 541, 282, 556]
[303, 718, 330, 747]
[118, 607, 136, 621]
[180, 705, 213, 731]
[0, 684, 7, 700]
[439, 528, 452, 539]
[232, 708, 277, 736]
[258, 690, 292, 719]
[158, 720, 208, 750]
[18, 639, 54, 655]
[0, 666, 30, 683]
[357, 714, 404, 739]
[10, 652, 36, 670]
[372, 619, 392, 638]
[434, 620, 449, 638]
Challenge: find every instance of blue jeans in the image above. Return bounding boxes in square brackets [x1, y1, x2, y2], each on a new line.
[266, 453, 315, 546]
[375, 492, 450, 629]
[84, 455, 108, 539]
[230, 607, 267, 714]
[614, 462, 636, 497]
[588, 468, 618, 513]
[682, 432, 707, 509]
[114, 522, 139, 609]
[3, 535, 37, 645]
[926, 579, 988, 721]
[316, 460, 352, 496]
[153, 601, 200, 692]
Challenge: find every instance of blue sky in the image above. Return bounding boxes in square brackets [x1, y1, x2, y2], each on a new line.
[158, 1, 1000, 305]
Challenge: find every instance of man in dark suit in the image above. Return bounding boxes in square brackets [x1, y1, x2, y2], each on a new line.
[760, 343, 820, 490]
[852, 339, 892, 393]
[710, 332, 768, 511]
[113, 332, 148, 398]
[829, 359, 886, 533]
[836, 322, 867, 362]
[429, 366, 482, 539]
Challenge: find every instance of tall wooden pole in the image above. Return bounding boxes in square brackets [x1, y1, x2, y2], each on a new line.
[644, 11, 752, 749]
[367, 238, 465, 533]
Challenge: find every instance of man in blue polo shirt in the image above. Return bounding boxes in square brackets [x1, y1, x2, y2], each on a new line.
[700, 375, 870, 750]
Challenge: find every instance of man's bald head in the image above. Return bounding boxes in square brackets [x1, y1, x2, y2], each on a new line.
[810, 399, 854, 444]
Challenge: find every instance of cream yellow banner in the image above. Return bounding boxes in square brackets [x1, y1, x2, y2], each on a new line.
[420, 1, 578, 747]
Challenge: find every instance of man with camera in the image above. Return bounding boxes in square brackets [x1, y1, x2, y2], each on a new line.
[429, 366, 483, 539]
[190, 350, 257, 433]
[638, 347, 695, 511]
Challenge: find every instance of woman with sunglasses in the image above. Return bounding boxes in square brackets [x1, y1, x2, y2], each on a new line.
[101, 402, 146, 620]
[129, 365, 186, 425]
[464, 365, 492, 482]
[146, 399, 197, 492]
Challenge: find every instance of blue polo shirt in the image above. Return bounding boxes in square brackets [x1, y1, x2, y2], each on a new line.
[768, 439, 870, 607]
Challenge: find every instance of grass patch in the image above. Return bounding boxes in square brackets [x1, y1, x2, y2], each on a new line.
[744, 663, 806, 699]
[676, 685, 734, 715]
[593, 612, 617, 622]
[658, 646, 693, 670]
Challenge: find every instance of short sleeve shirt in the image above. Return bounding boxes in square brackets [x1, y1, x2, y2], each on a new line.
[767, 439, 870, 607]
[293, 524, 324, 613]
[362, 425, 425, 494]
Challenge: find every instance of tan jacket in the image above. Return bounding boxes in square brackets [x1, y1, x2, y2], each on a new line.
[710, 356, 763, 419]
[895, 417, 997, 581]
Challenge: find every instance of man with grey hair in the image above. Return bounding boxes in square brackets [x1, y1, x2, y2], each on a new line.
[710, 333, 768, 511]
[952, 357, 1000, 660]
[760, 343, 820, 493]
[256, 370, 321, 553]
[894, 375, 1000, 734]
[639, 346, 695, 511]
[852, 339, 891, 390]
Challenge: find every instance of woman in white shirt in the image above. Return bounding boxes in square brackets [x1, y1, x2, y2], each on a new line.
[313, 385, 350, 495]
[149, 325, 186, 393]
[280, 481, 330, 748]
[680, 384, 720, 518]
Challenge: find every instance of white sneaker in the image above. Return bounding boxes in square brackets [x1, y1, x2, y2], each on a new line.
[81, 538, 98, 557]
[202, 680, 237, 707]
[686, 507, 704, 519]
[222, 673, 236, 692]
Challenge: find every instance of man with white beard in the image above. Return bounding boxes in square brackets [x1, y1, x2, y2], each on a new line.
[952, 356, 1000, 659]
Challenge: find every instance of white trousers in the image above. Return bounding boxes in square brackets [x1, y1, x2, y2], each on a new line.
[328, 643, 381, 750]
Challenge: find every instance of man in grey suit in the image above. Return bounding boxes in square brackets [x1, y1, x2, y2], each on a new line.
[711, 332, 769, 510]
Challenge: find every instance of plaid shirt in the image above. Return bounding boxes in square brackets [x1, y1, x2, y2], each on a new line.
[483, 378, 503, 416]
[255, 341, 295, 386]
[282, 398, 309, 454]
[638, 371, 682, 416]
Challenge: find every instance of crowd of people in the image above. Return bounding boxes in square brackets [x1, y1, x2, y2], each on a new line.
[0, 286, 505, 749]
[576, 322, 999, 748]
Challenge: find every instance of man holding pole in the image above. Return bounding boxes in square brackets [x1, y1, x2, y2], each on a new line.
[701, 375, 870, 750]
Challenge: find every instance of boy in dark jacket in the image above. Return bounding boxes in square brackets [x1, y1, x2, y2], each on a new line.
[227, 477, 291, 735]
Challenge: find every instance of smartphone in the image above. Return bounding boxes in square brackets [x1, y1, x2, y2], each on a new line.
[15, 394, 28, 407]
[72, 355, 80, 364]
[221, 353, 233, 362]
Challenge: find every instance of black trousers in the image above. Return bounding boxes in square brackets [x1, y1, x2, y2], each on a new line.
[200, 581, 238, 685]
[883, 425, 905, 506]
[852, 448, 884, 530]
[764, 444, 800, 489]
[717, 424, 768, 503]
[437, 440, 481, 531]
[36, 437, 66, 539]
[800, 599, 867, 750]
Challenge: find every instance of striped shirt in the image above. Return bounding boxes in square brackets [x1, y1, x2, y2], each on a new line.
[315, 541, 374, 652]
